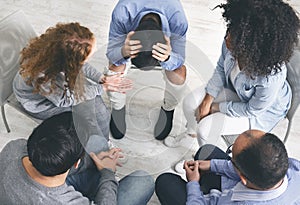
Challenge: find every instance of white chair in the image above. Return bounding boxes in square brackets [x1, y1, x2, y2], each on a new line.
[222, 47, 300, 146]
[0, 10, 42, 133]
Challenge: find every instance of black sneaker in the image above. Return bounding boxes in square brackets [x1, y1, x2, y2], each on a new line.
[154, 107, 174, 140]
[110, 106, 126, 139]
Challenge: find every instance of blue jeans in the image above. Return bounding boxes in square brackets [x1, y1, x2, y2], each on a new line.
[66, 135, 155, 205]
[66, 170, 154, 205]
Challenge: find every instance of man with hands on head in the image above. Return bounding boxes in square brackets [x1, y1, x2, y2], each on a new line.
[121, 30, 172, 63]
[106, 0, 188, 141]
[155, 130, 300, 204]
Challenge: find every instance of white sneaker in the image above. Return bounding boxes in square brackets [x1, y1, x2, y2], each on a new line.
[163, 136, 180, 148]
[174, 159, 186, 174]
[163, 132, 186, 148]
[108, 140, 116, 149]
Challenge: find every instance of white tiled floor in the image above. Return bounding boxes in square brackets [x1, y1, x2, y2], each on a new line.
[1, 1, 300, 204]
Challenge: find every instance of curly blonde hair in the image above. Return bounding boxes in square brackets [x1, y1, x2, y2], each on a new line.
[20, 22, 95, 99]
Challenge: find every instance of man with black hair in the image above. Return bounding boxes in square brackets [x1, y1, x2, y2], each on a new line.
[106, 0, 188, 140]
[155, 130, 300, 204]
[0, 112, 154, 204]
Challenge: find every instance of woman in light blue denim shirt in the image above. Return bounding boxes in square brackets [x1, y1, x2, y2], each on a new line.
[183, 40, 293, 146]
[179, 1, 299, 146]
[207, 40, 291, 132]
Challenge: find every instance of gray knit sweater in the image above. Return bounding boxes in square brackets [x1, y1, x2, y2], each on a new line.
[13, 63, 103, 114]
[0, 139, 118, 205]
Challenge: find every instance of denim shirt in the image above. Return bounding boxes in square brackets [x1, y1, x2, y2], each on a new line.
[206, 41, 292, 132]
[106, 0, 188, 71]
[186, 158, 300, 205]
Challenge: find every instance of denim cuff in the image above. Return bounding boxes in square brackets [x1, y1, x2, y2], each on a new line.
[219, 101, 228, 113]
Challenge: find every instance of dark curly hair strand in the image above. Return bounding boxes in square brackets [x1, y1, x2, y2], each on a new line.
[218, 0, 300, 76]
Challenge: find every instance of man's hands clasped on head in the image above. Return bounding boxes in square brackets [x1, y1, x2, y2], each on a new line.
[121, 31, 142, 59]
[152, 35, 171, 62]
[122, 31, 171, 63]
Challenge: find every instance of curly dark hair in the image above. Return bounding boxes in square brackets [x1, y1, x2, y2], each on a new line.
[218, 0, 300, 76]
[20, 22, 94, 99]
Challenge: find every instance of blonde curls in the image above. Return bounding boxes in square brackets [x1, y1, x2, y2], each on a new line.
[20, 22, 95, 100]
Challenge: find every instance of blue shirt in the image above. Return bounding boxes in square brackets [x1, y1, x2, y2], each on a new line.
[106, 0, 188, 70]
[206, 41, 292, 132]
[187, 158, 300, 204]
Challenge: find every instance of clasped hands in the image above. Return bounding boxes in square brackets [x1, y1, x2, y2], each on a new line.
[121, 31, 171, 62]
[184, 160, 211, 182]
[90, 148, 124, 172]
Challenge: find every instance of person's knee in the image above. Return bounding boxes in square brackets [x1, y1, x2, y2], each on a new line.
[130, 170, 155, 189]
[199, 144, 217, 150]
[117, 170, 154, 205]
[196, 118, 214, 141]
[155, 173, 174, 192]
[194, 144, 217, 160]
[165, 65, 186, 85]
[109, 93, 127, 110]
[196, 123, 208, 141]
[175, 64, 186, 80]
[85, 135, 109, 153]
[182, 94, 195, 114]
[156, 173, 170, 184]
[197, 113, 225, 145]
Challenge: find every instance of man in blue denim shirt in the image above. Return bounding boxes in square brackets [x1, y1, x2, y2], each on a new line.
[106, 0, 188, 140]
[155, 130, 300, 204]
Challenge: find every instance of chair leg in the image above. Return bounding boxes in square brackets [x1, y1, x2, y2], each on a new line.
[1, 105, 11, 133]
[283, 121, 292, 144]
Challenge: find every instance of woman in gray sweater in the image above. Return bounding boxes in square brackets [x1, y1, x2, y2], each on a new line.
[13, 22, 132, 141]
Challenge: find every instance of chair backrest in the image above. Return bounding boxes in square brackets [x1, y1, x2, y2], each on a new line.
[283, 47, 300, 143]
[0, 10, 36, 105]
[286, 48, 300, 120]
